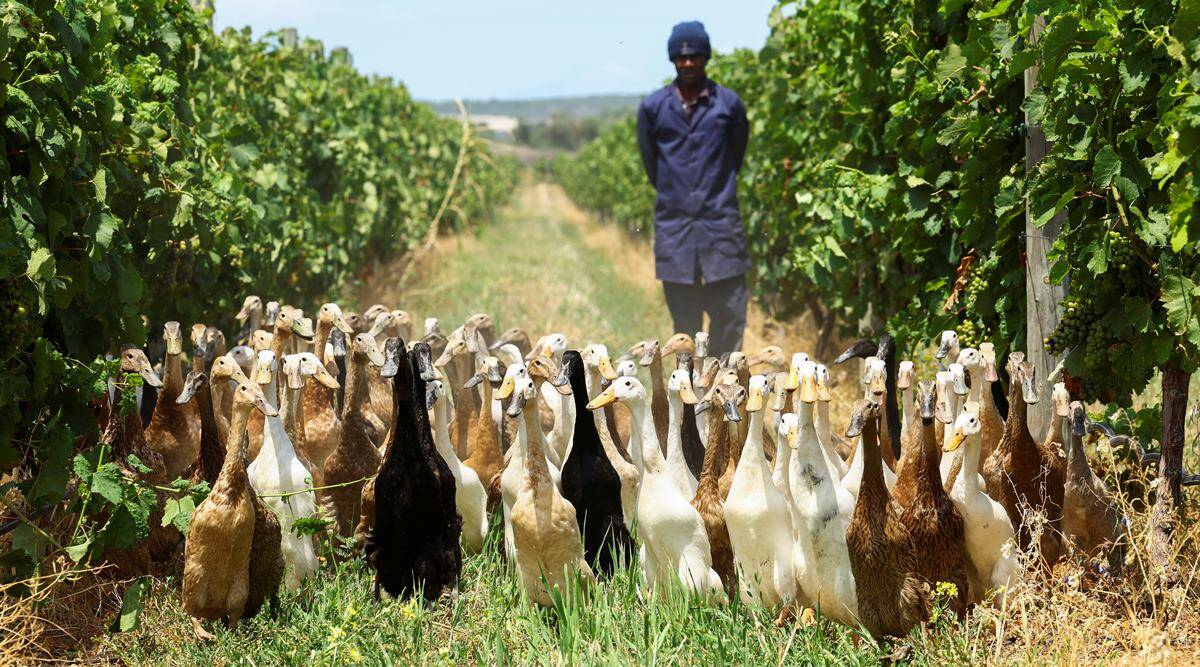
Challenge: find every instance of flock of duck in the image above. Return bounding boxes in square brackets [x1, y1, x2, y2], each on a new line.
[98, 299, 1142, 640]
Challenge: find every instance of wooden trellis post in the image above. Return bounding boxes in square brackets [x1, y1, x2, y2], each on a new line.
[1024, 16, 1065, 438]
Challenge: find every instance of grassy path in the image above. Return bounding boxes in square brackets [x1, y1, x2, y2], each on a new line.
[357, 179, 674, 354]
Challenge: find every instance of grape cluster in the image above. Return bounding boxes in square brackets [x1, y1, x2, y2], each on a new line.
[0, 279, 40, 362]
[1044, 297, 1095, 355]
[1107, 230, 1148, 294]
[957, 318, 980, 349]
[1083, 328, 1109, 369]
[964, 273, 986, 311]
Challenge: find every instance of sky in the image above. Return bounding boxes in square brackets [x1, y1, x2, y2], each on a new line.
[212, 1, 777, 101]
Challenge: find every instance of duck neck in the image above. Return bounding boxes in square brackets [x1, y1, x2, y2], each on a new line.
[740, 409, 766, 470]
[283, 382, 303, 437]
[1002, 377, 1029, 445]
[269, 330, 291, 402]
[697, 406, 727, 491]
[341, 351, 370, 420]
[1066, 417, 1089, 478]
[313, 320, 332, 364]
[957, 432, 982, 495]
[219, 403, 252, 495]
[967, 367, 982, 405]
[796, 400, 818, 459]
[666, 392, 683, 462]
[627, 397, 664, 475]
[162, 352, 183, 400]
[569, 368, 601, 454]
[433, 399, 456, 463]
[859, 412, 886, 494]
[520, 402, 550, 485]
[901, 387, 914, 437]
[941, 393, 961, 450]
[478, 377, 495, 428]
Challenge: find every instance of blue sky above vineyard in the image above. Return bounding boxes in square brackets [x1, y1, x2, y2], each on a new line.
[213, 0, 776, 100]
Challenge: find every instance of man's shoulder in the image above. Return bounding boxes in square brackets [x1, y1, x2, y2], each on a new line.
[709, 81, 743, 105]
[639, 85, 675, 110]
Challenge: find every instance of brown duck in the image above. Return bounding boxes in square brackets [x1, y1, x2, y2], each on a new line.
[894, 381, 969, 617]
[145, 322, 200, 480]
[181, 379, 276, 639]
[692, 383, 743, 598]
[844, 400, 929, 638]
[462, 356, 506, 510]
[981, 353, 1065, 566]
[322, 333, 386, 538]
[299, 303, 354, 469]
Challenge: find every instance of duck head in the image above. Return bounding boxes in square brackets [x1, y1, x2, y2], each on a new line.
[581, 344, 617, 381]
[263, 301, 281, 328]
[465, 356, 505, 389]
[784, 352, 811, 391]
[956, 347, 981, 374]
[696, 383, 744, 422]
[978, 342, 1000, 382]
[352, 333, 386, 367]
[410, 342, 435, 381]
[814, 363, 833, 402]
[949, 362, 969, 397]
[944, 410, 982, 453]
[833, 338, 878, 365]
[233, 378, 277, 417]
[255, 350, 277, 385]
[530, 333, 568, 361]
[1069, 400, 1088, 437]
[250, 330, 273, 353]
[505, 376, 538, 417]
[897, 360, 916, 390]
[329, 329, 348, 361]
[746, 374, 769, 412]
[175, 370, 209, 404]
[491, 327, 531, 353]
[550, 351, 578, 395]
[494, 362, 528, 400]
[295, 352, 338, 389]
[768, 372, 791, 411]
[661, 333, 695, 358]
[318, 303, 354, 335]
[779, 412, 801, 449]
[423, 317, 441, 336]
[189, 323, 207, 356]
[1007, 352, 1039, 404]
[936, 330, 960, 361]
[1052, 382, 1070, 418]
[864, 358, 887, 402]
[845, 399, 879, 439]
[747, 345, 787, 373]
[526, 356, 558, 383]
[344, 312, 367, 334]
[235, 296, 262, 324]
[119, 346, 163, 388]
[917, 380, 938, 423]
[363, 304, 389, 323]
[668, 368, 700, 405]
[162, 321, 184, 357]
[428, 379, 447, 410]
[615, 358, 638, 378]
[694, 331, 710, 358]
[211, 352, 250, 384]
[586, 375, 647, 410]
[380, 337, 405, 379]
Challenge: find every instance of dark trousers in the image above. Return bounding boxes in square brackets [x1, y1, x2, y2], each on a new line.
[662, 275, 748, 357]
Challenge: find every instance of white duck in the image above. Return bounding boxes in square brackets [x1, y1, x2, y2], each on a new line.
[664, 368, 700, 497]
[812, 363, 849, 477]
[588, 376, 723, 601]
[841, 358, 897, 496]
[935, 330, 961, 369]
[429, 379, 488, 555]
[785, 361, 858, 625]
[247, 350, 318, 590]
[897, 360, 916, 444]
[723, 375, 797, 609]
[944, 408, 1021, 604]
[496, 362, 562, 562]
[940, 363, 982, 488]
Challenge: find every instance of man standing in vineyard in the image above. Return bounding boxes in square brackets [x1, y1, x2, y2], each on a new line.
[636, 21, 750, 356]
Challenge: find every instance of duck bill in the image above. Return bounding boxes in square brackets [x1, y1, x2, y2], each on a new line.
[815, 377, 831, 402]
[139, 364, 163, 389]
[746, 386, 764, 412]
[786, 426, 800, 450]
[165, 334, 183, 357]
[722, 399, 741, 422]
[983, 362, 999, 383]
[176, 374, 202, 404]
[495, 376, 516, 400]
[251, 389, 278, 417]
[1021, 376, 1039, 404]
[785, 366, 800, 391]
[322, 311, 348, 337]
[236, 298, 257, 322]
[264, 302, 280, 327]
[679, 381, 699, 405]
[506, 391, 528, 418]
[550, 362, 572, 393]
[366, 346, 386, 368]
[426, 384, 439, 411]
[285, 367, 305, 391]
[868, 372, 886, 397]
[845, 408, 865, 439]
[598, 356, 618, 381]
[330, 330, 347, 358]
[586, 385, 617, 411]
[380, 350, 400, 379]
[769, 384, 789, 411]
[464, 373, 483, 389]
[935, 337, 952, 359]
[255, 362, 272, 385]
[1070, 405, 1087, 437]
[694, 399, 711, 415]
[798, 375, 818, 404]
[944, 429, 965, 453]
[953, 371, 968, 395]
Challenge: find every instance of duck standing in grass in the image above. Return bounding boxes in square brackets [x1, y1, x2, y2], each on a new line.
[367, 340, 462, 602]
[182, 379, 277, 639]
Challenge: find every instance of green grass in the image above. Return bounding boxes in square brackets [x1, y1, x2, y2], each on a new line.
[103, 522, 913, 666]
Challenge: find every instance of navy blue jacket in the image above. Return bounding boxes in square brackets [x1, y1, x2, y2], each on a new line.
[636, 79, 749, 284]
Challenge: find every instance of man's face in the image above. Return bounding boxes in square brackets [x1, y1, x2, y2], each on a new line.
[673, 54, 708, 86]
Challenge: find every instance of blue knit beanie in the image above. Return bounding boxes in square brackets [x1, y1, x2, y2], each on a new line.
[667, 21, 711, 60]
